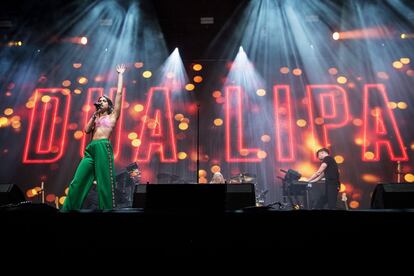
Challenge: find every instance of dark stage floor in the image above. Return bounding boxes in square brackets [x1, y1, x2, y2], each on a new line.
[1, 204, 414, 258]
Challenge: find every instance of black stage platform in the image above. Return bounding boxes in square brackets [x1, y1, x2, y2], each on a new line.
[1, 204, 414, 258]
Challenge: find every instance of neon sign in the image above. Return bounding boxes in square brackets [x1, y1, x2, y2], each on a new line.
[22, 84, 408, 163]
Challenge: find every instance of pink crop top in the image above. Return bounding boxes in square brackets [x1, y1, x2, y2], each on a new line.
[95, 116, 112, 128]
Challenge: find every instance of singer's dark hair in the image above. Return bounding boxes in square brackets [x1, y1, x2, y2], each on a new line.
[97, 95, 114, 114]
[316, 148, 330, 158]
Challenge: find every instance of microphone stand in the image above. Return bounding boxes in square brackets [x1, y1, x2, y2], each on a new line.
[41, 181, 44, 204]
[397, 161, 402, 183]
[196, 104, 200, 184]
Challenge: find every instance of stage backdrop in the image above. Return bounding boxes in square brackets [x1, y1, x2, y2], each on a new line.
[0, 0, 413, 209]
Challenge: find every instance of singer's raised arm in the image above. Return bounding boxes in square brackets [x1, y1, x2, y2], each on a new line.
[113, 64, 125, 120]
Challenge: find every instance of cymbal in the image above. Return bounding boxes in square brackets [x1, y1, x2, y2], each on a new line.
[230, 173, 256, 182]
[240, 176, 256, 182]
[240, 173, 256, 178]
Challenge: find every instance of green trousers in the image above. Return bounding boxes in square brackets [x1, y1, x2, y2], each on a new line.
[62, 139, 116, 211]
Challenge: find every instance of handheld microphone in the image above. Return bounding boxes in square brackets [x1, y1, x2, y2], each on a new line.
[94, 102, 101, 110]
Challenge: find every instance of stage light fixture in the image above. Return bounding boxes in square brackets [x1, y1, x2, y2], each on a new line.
[142, 71, 152, 78]
[193, 64, 202, 71]
[400, 33, 414, 39]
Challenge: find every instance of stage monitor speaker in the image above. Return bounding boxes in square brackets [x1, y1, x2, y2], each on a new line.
[133, 183, 255, 211]
[133, 184, 225, 212]
[0, 184, 26, 206]
[371, 183, 414, 209]
[225, 183, 256, 210]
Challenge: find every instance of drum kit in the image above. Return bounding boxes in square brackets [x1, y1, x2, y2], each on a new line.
[229, 172, 256, 183]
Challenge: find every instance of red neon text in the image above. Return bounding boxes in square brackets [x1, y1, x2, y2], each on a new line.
[134, 87, 177, 163]
[23, 88, 71, 163]
[362, 84, 408, 161]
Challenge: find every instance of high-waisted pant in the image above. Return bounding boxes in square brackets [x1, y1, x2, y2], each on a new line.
[62, 139, 116, 211]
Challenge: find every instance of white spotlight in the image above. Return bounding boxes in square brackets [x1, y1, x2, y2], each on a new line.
[80, 36, 88, 45]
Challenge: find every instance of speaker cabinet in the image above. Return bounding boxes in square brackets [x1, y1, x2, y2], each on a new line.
[133, 183, 255, 211]
[225, 183, 256, 210]
[371, 183, 414, 209]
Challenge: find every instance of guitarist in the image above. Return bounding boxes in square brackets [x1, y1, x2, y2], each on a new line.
[305, 148, 340, 209]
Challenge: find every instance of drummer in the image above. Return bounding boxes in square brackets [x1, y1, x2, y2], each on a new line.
[210, 172, 226, 184]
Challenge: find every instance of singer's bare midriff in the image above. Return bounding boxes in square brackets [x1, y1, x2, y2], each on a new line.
[92, 114, 116, 140]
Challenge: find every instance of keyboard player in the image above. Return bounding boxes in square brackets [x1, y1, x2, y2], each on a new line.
[305, 148, 340, 209]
